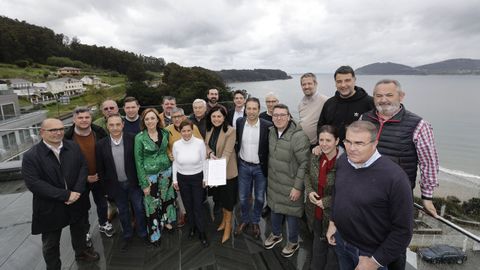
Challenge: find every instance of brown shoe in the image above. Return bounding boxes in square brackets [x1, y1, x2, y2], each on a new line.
[234, 222, 248, 236]
[75, 249, 100, 262]
[252, 224, 261, 239]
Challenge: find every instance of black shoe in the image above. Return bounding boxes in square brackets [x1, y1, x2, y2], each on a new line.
[121, 238, 131, 253]
[261, 206, 271, 218]
[75, 249, 100, 262]
[153, 240, 161, 248]
[188, 227, 196, 239]
[199, 232, 209, 248]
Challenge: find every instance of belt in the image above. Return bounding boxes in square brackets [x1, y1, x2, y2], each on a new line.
[240, 158, 260, 167]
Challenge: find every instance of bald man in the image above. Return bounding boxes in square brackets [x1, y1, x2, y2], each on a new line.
[22, 118, 100, 269]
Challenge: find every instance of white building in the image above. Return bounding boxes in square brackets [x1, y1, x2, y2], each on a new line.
[80, 75, 101, 86]
[46, 77, 85, 96]
[5, 78, 34, 97]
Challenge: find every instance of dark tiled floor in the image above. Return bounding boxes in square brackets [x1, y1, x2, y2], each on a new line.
[0, 182, 313, 270]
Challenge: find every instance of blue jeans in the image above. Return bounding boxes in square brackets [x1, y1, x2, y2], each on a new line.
[113, 181, 147, 239]
[334, 232, 387, 270]
[238, 159, 267, 224]
[271, 211, 299, 243]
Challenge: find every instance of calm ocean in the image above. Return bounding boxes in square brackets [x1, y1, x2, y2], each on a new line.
[229, 74, 480, 184]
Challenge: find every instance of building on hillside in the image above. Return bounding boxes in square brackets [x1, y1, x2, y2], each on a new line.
[0, 87, 46, 161]
[57, 67, 81, 76]
[46, 77, 85, 97]
[80, 75, 102, 87]
[5, 78, 34, 97]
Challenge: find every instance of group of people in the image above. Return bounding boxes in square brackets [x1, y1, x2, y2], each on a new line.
[23, 66, 440, 270]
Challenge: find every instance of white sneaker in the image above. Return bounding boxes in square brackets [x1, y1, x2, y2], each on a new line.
[99, 221, 115, 237]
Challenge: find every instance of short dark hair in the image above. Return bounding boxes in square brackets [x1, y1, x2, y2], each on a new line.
[162, 96, 176, 103]
[206, 105, 229, 132]
[233, 89, 247, 99]
[334, 66, 355, 79]
[245, 97, 261, 109]
[179, 119, 194, 131]
[73, 106, 92, 115]
[124, 96, 139, 105]
[107, 113, 124, 123]
[318, 125, 339, 139]
[273, 103, 290, 114]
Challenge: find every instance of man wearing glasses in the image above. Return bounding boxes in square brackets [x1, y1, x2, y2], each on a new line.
[22, 118, 100, 269]
[326, 121, 413, 270]
[94, 99, 119, 132]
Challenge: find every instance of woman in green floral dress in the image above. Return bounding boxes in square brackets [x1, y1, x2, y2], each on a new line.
[134, 108, 176, 246]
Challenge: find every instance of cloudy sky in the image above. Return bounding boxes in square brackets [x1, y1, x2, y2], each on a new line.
[2, 0, 480, 73]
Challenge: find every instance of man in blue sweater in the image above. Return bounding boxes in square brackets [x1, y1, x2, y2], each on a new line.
[326, 121, 413, 270]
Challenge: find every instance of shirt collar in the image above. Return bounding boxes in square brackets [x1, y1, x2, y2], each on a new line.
[110, 134, 123, 145]
[245, 118, 259, 128]
[43, 140, 63, 154]
[348, 149, 381, 169]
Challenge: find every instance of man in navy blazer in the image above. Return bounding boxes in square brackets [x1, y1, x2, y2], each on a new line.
[22, 118, 100, 269]
[235, 97, 273, 238]
[96, 114, 147, 251]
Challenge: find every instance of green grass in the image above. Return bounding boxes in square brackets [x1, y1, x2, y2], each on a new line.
[0, 63, 52, 82]
[44, 86, 126, 118]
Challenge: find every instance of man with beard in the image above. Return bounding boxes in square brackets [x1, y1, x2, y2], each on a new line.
[298, 73, 328, 147]
[206, 88, 226, 112]
[159, 96, 176, 127]
[361, 79, 439, 270]
[316, 66, 374, 147]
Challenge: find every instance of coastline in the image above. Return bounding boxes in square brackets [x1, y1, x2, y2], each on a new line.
[414, 170, 480, 201]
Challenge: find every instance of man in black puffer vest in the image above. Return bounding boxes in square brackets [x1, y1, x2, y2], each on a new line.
[362, 79, 440, 270]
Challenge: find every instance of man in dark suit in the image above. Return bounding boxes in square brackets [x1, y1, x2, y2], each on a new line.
[227, 89, 247, 128]
[22, 118, 100, 269]
[96, 114, 147, 252]
[234, 97, 272, 238]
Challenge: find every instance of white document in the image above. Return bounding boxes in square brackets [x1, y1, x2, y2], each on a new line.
[206, 158, 227, 186]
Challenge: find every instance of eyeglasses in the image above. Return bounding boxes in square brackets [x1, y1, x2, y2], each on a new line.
[43, 128, 64, 133]
[343, 139, 374, 148]
[103, 106, 116, 111]
[272, 113, 289, 118]
[266, 100, 278, 104]
[172, 115, 184, 119]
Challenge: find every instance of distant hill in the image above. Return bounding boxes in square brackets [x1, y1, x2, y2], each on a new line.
[356, 58, 480, 75]
[217, 69, 292, 82]
[415, 58, 480, 74]
[356, 62, 425, 75]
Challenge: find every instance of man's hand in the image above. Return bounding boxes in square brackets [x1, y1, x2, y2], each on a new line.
[312, 145, 322, 156]
[355, 256, 380, 270]
[173, 183, 179, 191]
[326, 221, 337, 245]
[289, 188, 301, 201]
[65, 191, 81, 205]
[87, 173, 99, 183]
[423, 199, 438, 218]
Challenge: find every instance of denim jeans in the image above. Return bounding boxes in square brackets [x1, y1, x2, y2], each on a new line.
[271, 210, 299, 243]
[334, 232, 387, 270]
[238, 159, 267, 224]
[113, 181, 147, 239]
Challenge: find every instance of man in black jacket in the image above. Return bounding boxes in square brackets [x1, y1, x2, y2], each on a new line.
[234, 97, 272, 238]
[22, 118, 100, 269]
[316, 66, 374, 147]
[65, 107, 114, 243]
[96, 114, 147, 251]
[227, 89, 247, 128]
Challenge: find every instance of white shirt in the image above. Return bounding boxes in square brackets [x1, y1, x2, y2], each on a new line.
[239, 118, 260, 164]
[43, 141, 63, 161]
[348, 150, 382, 169]
[232, 107, 245, 128]
[172, 137, 207, 183]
